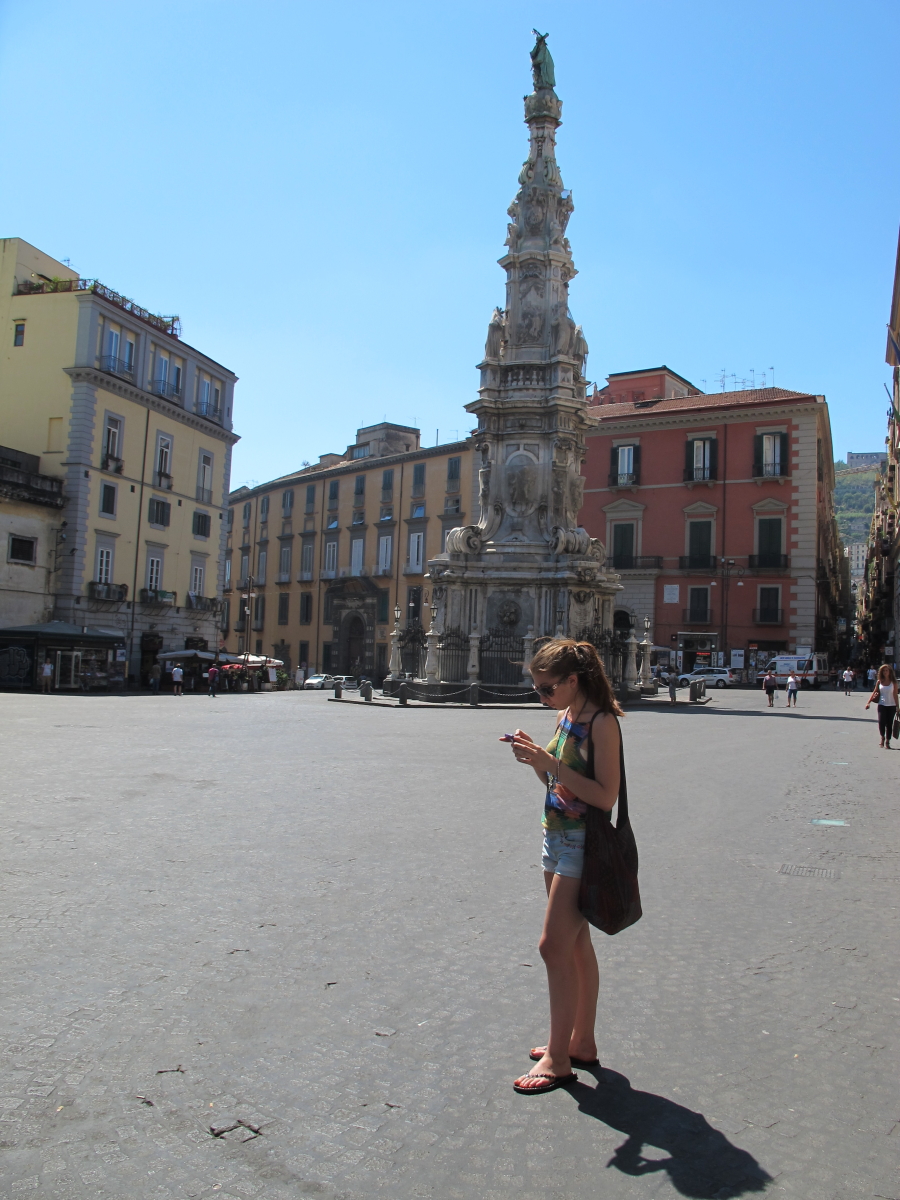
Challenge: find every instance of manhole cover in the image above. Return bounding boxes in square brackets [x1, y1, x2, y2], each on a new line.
[779, 864, 839, 880]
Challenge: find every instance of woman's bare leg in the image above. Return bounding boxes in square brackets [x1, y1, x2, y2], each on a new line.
[515, 872, 591, 1089]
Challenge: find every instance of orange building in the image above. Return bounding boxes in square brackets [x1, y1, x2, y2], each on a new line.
[582, 369, 848, 674]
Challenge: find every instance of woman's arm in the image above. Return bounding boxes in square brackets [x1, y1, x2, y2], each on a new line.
[512, 714, 621, 811]
[865, 685, 880, 708]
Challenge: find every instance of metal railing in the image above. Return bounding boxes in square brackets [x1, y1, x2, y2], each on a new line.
[608, 471, 639, 487]
[196, 399, 221, 421]
[683, 466, 717, 482]
[753, 608, 784, 624]
[611, 554, 663, 569]
[102, 453, 124, 474]
[155, 471, 173, 490]
[140, 588, 176, 605]
[149, 378, 182, 399]
[196, 487, 213, 504]
[752, 461, 789, 478]
[16, 278, 181, 337]
[682, 608, 711, 624]
[749, 554, 789, 569]
[88, 581, 128, 601]
[186, 593, 218, 611]
[99, 355, 135, 379]
[678, 555, 717, 570]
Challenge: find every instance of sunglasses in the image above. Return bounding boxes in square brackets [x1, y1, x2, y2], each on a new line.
[532, 681, 564, 698]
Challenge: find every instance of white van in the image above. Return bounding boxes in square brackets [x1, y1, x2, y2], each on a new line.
[757, 654, 829, 689]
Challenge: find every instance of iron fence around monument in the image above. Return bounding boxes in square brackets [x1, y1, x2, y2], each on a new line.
[399, 624, 427, 678]
[575, 624, 626, 689]
[439, 628, 469, 682]
[479, 628, 525, 686]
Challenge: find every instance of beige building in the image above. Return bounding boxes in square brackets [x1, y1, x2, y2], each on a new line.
[0, 443, 65, 626]
[224, 423, 473, 680]
[0, 238, 238, 683]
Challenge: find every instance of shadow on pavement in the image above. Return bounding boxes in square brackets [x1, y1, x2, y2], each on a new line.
[572, 1068, 772, 1199]
[638, 702, 872, 724]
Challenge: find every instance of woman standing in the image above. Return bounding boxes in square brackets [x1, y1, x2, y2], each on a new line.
[865, 664, 898, 748]
[785, 671, 799, 707]
[505, 639, 622, 1095]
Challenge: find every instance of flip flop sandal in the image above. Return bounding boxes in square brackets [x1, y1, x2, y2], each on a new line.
[513, 1071, 578, 1095]
[529, 1047, 600, 1068]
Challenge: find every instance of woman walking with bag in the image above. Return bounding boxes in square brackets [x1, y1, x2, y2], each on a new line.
[865, 664, 898, 748]
[504, 639, 623, 1095]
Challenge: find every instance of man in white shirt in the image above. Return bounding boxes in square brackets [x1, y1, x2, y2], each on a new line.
[842, 668, 853, 697]
[171, 664, 183, 696]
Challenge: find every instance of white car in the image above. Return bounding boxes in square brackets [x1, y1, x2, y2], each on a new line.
[303, 673, 334, 690]
[678, 667, 736, 689]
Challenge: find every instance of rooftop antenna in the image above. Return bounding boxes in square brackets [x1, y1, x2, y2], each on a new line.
[730, 373, 737, 391]
[435, 428, 439, 446]
[717, 369, 727, 392]
[750, 368, 756, 389]
[769, 365, 775, 388]
[62, 257, 71, 267]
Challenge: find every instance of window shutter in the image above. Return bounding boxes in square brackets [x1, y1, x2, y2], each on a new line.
[779, 433, 789, 474]
[632, 444, 641, 483]
[161, 501, 170, 527]
[684, 440, 694, 477]
[609, 445, 618, 478]
[709, 438, 718, 479]
[753, 434, 764, 474]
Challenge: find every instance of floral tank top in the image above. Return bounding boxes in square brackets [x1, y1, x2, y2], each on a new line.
[542, 711, 594, 832]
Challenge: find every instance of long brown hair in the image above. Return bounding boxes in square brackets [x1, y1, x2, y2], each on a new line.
[529, 638, 624, 716]
[878, 663, 897, 684]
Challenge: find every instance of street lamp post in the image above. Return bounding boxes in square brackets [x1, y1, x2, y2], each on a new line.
[640, 615, 652, 689]
[425, 599, 440, 684]
[387, 601, 402, 679]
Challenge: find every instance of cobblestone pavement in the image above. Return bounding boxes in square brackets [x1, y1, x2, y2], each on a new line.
[1, 686, 897, 1200]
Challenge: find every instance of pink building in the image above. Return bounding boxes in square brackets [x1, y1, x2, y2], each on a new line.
[582, 369, 848, 674]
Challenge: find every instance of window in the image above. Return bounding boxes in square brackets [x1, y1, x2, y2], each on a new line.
[172, 364, 183, 396]
[757, 586, 781, 623]
[279, 544, 291, 576]
[382, 469, 394, 496]
[8, 535, 36, 564]
[305, 483, 315, 513]
[611, 523, 634, 567]
[351, 510, 365, 525]
[412, 463, 426, 497]
[444, 496, 460, 514]
[224, 557, 231, 587]
[253, 594, 265, 627]
[754, 433, 789, 477]
[378, 534, 392, 573]
[257, 549, 267, 581]
[380, 506, 393, 521]
[191, 564, 205, 594]
[240, 552, 249, 581]
[227, 507, 234, 528]
[412, 503, 425, 518]
[193, 511, 211, 537]
[104, 417, 121, 462]
[447, 456, 461, 489]
[96, 545, 112, 584]
[376, 590, 389, 623]
[147, 555, 162, 590]
[301, 542, 314, 576]
[351, 537, 364, 576]
[300, 592, 313, 624]
[324, 592, 334, 622]
[156, 352, 168, 385]
[687, 586, 709, 621]
[685, 438, 717, 482]
[327, 515, 339, 529]
[299, 640, 309, 668]
[148, 497, 171, 527]
[754, 517, 784, 567]
[322, 643, 333, 671]
[282, 489, 294, 516]
[328, 480, 339, 509]
[354, 475, 366, 501]
[351, 443, 370, 459]
[13, 322, 25, 346]
[324, 540, 337, 573]
[686, 521, 712, 567]
[100, 483, 117, 516]
[156, 435, 172, 483]
[408, 530, 424, 571]
[197, 452, 213, 503]
[278, 593, 289, 625]
[108, 329, 120, 360]
[260, 495, 269, 520]
[124, 337, 135, 371]
[242, 501, 251, 524]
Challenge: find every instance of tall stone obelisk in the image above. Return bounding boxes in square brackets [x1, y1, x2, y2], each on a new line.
[429, 33, 620, 654]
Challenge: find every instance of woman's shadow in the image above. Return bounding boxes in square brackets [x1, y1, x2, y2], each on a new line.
[572, 1068, 773, 1199]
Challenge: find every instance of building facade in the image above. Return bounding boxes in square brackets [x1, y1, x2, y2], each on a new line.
[582, 371, 849, 673]
[0, 238, 238, 683]
[0, 443, 65, 627]
[223, 424, 473, 681]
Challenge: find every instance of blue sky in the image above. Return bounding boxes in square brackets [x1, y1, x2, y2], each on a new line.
[1, 1, 896, 485]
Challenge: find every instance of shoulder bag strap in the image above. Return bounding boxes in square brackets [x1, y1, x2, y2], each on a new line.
[585, 713, 628, 823]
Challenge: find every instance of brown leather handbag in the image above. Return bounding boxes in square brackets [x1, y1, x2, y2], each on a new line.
[578, 715, 642, 935]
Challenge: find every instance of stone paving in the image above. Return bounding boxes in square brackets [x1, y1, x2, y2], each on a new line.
[1, 685, 897, 1200]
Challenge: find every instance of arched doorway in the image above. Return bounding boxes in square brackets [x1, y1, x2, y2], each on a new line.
[344, 615, 365, 676]
[613, 609, 633, 633]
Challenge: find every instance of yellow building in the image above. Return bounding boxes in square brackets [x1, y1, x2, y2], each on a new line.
[0, 238, 238, 685]
[224, 423, 473, 680]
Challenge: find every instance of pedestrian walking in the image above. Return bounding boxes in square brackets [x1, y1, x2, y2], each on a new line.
[842, 667, 853, 696]
[667, 671, 678, 704]
[171, 663, 183, 696]
[763, 669, 778, 707]
[149, 662, 161, 695]
[867, 665, 877, 689]
[207, 664, 219, 697]
[786, 671, 799, 707]
[504, 639, 623, 1096]
[39, 658, 53, 694]
[865, 664, 898, 749]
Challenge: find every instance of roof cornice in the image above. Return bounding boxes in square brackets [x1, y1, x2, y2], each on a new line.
[588, 398, 824, 435]
[64, 367, 240, 445]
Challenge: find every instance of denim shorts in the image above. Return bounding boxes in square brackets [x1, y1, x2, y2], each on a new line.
[541, 828, 585, 879]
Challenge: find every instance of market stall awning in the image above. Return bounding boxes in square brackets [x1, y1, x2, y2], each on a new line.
[0, 620, 124, 642]
[155, 649, 243, 663]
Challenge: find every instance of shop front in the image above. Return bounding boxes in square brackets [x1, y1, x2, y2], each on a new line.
[675, 631, 719, 674]
[0, 621, 126, 690]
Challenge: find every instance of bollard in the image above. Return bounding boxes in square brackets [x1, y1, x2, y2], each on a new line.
[363, 681, 373, 702]
[398, 682, 408, 706]
[469, 682, 479, 706]
[334, 680, 343, 699]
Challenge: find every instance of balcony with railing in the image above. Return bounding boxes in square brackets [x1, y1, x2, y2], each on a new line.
[155, 471, 173, 490]
[749, 554, 789, 569]
[140, 588, 176, 605]
[88, 581, 128, 602]
[234, 616, 247, 632]
[678, 555, 717, 571]
[682, 607, 711, 625]
[196, 486, 213, 504]
[411, 482, 426, 498]
[99, 355, 135, 379]
[298, 570, 314, 581]
[276, 572, 291, 584]
[186, 593, 218, 611]
[196, 398, 221, 422]
[683, 466, 717, 482]
[381, 488, 393, 504]
[149, 378, 183, 401]
[753, 608, 784, 625]
[752, 461, 789, 479]
[101, 453, 124, 474]
[16, 277, 181, 337]
[251, 616, 265, 631]
[611, 555, 663, 570]
[608, 471, 639, 488]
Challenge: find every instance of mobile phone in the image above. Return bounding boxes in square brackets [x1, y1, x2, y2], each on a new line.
[499, 733, 516, 742]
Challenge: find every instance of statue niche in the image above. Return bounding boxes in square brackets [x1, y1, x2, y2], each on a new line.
[506, 453, 539, 516]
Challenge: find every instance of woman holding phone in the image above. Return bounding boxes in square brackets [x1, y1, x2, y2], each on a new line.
[503, 638, 622, 1095]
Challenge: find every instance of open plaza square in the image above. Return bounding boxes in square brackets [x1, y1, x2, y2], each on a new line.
[1, 686, 897, 1200]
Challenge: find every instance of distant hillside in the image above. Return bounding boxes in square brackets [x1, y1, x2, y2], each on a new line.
[833, 459, 878, 544]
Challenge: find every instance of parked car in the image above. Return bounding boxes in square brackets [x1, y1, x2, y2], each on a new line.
[303, 673, 335, 690]
[677, 667, 736, 689]
[332, 675, 358, 689]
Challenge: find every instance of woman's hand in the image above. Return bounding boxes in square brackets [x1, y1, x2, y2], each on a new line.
[511, 730, 555, 776]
